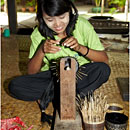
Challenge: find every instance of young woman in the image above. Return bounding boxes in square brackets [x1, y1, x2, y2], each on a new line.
[9, 0, 111, 124]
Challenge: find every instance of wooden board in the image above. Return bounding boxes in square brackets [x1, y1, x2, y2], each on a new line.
[116, 77, 129, 101]
[60, 58, 76, 120]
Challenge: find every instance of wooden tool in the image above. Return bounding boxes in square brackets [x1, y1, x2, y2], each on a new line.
[54, 57, 82, 130]
[60, 57, 76, 120]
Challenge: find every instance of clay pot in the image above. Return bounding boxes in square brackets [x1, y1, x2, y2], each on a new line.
[28, 7, 35, 12]
[21, 7, 26, 12]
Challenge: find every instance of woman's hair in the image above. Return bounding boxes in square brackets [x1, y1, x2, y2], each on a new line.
[36, 0, 78, 39]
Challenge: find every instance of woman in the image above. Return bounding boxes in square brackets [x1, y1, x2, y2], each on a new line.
[9, 0, 111, 124]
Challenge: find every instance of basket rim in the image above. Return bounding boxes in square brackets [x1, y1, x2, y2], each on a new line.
[84, 121, 104, 125]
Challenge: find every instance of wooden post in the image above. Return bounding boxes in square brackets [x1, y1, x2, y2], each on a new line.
[60, 57, 76, 120]
[7, 0, 18, 34]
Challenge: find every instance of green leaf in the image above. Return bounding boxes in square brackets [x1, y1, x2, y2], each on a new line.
[109, 7, 117, 14]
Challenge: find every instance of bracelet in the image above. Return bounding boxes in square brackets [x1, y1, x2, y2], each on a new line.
[83, 46, 89, 57]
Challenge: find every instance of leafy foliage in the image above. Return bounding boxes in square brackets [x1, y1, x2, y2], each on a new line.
[109, 7, 117, 14]
[0, 0, 4, 6]
[108, 0, 126, 14]
[108, 0, 126, 7]
[26, 0, 36, 7]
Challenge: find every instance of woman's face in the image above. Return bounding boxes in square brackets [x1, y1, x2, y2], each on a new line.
[43, 12, 70, 34]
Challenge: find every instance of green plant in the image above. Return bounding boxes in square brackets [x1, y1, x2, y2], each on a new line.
[0, 0, 4, 6]
[95, 0, 101, 7]
[108, 0, 126, 14]
[108, 0, 126, 7]
[91, 0, 101, 13]
[26, 0, 36, 7]
[109, 7, 117, 14]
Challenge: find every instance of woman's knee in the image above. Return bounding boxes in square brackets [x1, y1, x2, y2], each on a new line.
[8, 78, 34, 101]
[97, 62, 111, 81]
[8, 78, 19, 96]
[8, 76, 27, 99]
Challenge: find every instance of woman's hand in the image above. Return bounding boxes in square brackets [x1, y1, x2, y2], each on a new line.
[62, 36, 81, 52]
[61, 36, 109, 64]
[43, 39, 61, 54]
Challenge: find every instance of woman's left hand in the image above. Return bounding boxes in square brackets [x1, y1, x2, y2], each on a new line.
[62, 36, 81, 52]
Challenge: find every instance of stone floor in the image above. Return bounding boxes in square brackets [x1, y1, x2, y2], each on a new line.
[1, 34, 129, 130]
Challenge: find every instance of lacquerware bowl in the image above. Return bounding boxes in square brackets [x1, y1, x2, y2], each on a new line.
[105, 113, 128, 130]
[107, 103, 124, 114]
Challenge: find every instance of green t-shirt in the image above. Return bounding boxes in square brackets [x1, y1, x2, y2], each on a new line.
[29, 16, 104, 71]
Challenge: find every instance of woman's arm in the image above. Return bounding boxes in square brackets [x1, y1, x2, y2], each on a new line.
[77, 45, 108, 64]
[28, 39, 61, 74]
[28, 45, 45, 74]
[62, 36, 109, 64]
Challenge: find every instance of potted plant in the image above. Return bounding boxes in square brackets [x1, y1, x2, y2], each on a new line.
[92, 0, 102, 13]
[26, 0, 36, 12]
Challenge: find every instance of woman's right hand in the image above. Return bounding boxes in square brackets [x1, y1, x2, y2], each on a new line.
[42, 39, 61, 54]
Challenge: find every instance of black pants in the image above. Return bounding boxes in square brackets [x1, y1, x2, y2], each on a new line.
[8, 62, 110, 104]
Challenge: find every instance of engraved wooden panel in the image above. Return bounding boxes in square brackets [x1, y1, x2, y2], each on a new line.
[60, 57, 76, 120]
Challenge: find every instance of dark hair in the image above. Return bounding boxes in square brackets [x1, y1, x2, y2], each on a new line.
[36, 0, 78, 39]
